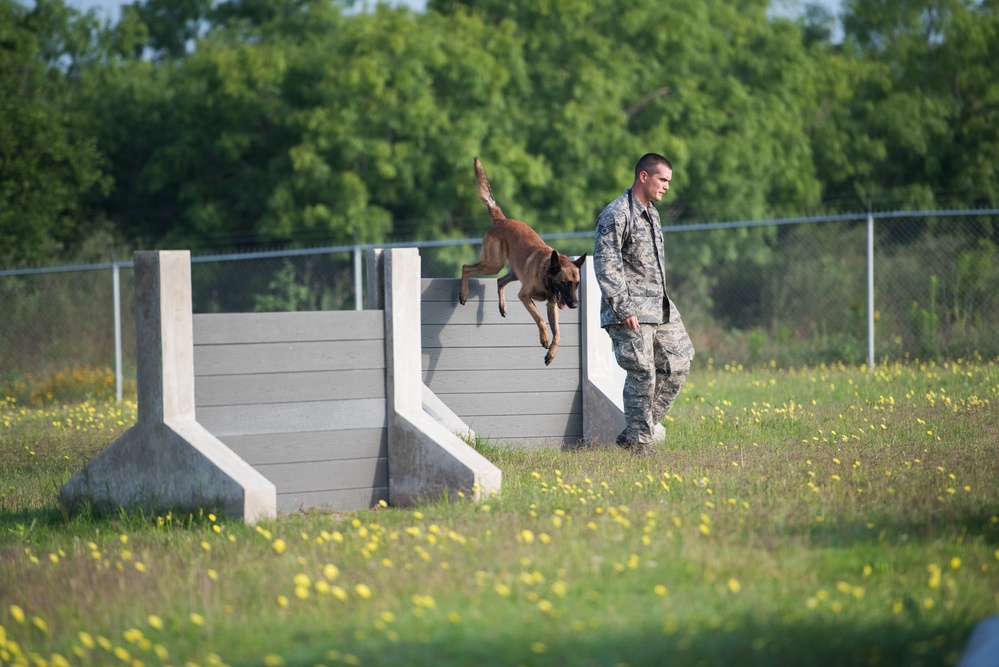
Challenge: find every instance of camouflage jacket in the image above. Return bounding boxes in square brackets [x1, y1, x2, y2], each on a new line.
[593, 188, 669, 328]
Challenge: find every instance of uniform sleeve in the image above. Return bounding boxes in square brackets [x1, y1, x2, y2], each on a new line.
[593, 203, 632, 323]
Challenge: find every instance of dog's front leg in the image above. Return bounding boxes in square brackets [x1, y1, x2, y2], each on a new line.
[544, 298, 560, 366]
[519, 292, 550, 352]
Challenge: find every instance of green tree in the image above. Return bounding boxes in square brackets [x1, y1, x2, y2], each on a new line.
[129, 0, 213, 60]
[431, 0, 828, 222]
[90, 0, 535, 252]
[0, 0, 111, 267]
[428, 0, 843, 321]
[840, 0, 999, 209]
[80, 0, 997, 265]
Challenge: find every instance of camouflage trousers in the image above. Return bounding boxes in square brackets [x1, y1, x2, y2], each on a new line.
[606, 300, 694, 446]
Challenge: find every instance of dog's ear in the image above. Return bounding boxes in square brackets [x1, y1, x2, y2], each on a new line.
[573, 253, 586, 267]
[547, 249, 561, 275]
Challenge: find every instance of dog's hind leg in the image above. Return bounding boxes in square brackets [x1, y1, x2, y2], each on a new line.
[461, 259, 505, 305]
[460, 233, 506, 306]
[497, 272, 517, 317]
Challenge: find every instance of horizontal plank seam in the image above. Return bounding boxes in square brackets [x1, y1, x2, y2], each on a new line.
[194, 339, 385, 346]
[276, 486, 389, 496]
[245, 454, 388, 466]
[196, 371, 386, 378]
[195, 399, 388, 409]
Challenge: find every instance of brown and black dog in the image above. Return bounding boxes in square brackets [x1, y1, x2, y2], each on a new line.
[459, 157, 586, 366]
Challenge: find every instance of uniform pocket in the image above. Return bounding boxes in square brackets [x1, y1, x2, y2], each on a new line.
[610, 328, 649, 373]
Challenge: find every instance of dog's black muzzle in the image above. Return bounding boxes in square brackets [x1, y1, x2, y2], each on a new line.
[555, 283, 578, 310]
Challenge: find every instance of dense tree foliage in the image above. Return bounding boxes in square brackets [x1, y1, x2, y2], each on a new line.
[0, 0, 111, 266]
[838, 0, 999, 209]
[2, 0, 998, 266]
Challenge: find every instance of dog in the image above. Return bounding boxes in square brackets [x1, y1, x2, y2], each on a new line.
[459, 157, 586, 366]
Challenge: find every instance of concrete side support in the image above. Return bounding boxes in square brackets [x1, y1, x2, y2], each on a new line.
[384, 248, 500, 505]
[60, 251, 277, 524]
[368, 248, 475, 441]
[580, 261, 664, 445]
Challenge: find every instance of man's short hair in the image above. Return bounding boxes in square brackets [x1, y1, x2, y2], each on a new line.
[635, 153, 672, 179]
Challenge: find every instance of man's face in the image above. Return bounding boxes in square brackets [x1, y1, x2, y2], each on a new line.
[641, 166, 672, 202]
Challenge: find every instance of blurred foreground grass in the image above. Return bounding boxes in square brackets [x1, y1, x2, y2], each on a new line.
[1, 359, 997, 667]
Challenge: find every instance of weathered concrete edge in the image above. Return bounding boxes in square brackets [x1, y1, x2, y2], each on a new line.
[389, 410, 501, 505]
[383, 248, 500, 505]
[421, 383, 475, 441]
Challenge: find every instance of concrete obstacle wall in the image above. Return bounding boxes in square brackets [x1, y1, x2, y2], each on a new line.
[418, 261, 659, 448]
[60, 249, 636, 522]
[60, 249, 501, 522]
[192, 309, 390, 513]
[420, 278, 582, 446]
[380, 250, 501, 506]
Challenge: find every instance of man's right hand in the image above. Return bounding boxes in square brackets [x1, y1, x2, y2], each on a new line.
[622, 316, 640, 330]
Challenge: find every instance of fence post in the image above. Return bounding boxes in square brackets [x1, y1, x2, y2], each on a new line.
[354, 243, 363, 311]
[112, 258, 123, 402]
[867, 211, 875, 370]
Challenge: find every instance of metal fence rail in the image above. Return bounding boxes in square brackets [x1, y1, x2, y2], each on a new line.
[3, 209, 997, 401]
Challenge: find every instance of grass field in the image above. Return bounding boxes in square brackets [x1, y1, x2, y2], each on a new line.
[1, 358, 998, 667]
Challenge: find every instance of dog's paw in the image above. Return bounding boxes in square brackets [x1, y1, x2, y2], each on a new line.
[544, 351, 554, 366]
[458, 294, 467, 306]
[498, 305, 507, 318]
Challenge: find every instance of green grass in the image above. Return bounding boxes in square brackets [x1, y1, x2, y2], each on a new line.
[2, 359, 998, 667]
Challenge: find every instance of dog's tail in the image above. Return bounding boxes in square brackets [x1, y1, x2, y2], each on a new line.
[474, 156, 505, 223]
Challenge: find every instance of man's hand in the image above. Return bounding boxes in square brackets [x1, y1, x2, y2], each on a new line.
[622, 316, 640, 330]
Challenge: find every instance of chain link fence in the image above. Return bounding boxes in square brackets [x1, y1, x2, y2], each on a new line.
[663, 211, 999, 366]
[3, 211, 997, 400]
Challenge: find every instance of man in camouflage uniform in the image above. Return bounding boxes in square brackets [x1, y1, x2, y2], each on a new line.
[593, 153, 694, 456]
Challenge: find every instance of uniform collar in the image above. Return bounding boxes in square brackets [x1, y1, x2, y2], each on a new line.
[627, 188, 655, 220]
